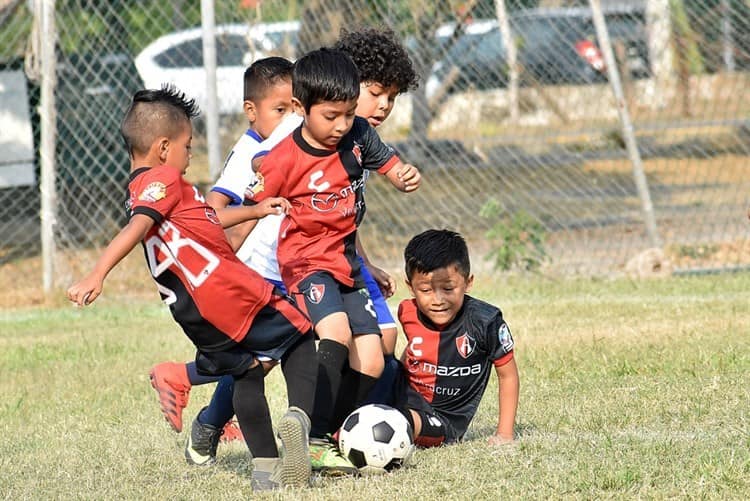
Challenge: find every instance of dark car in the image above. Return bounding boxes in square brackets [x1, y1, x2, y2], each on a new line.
[513, 6, 650, 86]
[425, 5, 650, 97]
[11, 53, 143, 243]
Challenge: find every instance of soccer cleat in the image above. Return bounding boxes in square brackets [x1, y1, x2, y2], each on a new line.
[309, 436, 359, 477]
[276, 407, 312, 488]
[220, 419, 244, 443]
[149, 362, 191, 432]
[184, 412, 222, 466]
[250, 457, 282, 491]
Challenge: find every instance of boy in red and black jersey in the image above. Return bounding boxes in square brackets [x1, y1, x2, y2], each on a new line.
[389, 229, 520, 447]
[245, 48, 420, 474]
[67, 85, 315, 490]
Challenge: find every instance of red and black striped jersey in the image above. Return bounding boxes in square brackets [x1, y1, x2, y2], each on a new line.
[128, 165, 273, 351]
[245, 117, 399, 290]
[399, 295, 515, 437]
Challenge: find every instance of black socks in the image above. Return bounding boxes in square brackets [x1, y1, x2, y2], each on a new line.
[232, 364, 277, 458]
[310, 339, 349, 438]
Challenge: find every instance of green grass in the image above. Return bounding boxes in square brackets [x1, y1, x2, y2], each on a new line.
[1, 274, 749, 499]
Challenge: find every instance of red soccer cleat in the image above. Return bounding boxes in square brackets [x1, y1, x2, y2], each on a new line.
[220, 418, 245, 443]
[149, 362, 191, 432]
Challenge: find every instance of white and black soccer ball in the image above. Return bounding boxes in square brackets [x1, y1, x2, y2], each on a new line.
[338, 404, 415, 474]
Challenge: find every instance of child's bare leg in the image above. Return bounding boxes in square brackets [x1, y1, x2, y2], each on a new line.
[409, 409, 422, 436]
[349, 333, 384, 377]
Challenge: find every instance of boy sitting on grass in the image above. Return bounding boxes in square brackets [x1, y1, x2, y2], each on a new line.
[389, 229, 520, 447]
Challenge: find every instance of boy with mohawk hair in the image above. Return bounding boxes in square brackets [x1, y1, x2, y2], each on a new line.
[67, 84, 315, 491]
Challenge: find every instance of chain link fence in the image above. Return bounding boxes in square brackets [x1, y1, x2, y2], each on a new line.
[1, 0, 749, 302]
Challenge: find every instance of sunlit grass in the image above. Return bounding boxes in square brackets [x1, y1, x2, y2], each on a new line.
[1, 273, 749, 499]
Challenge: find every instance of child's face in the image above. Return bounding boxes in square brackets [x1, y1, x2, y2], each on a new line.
[407, 265, 474, 328]
[244, 80, 293, 140]
[356, 82, 400, 128]
[294, 98, 357, 149]
[163, 122, 193, 174]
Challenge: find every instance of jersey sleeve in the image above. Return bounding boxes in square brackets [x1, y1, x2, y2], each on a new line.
[212, 150, 258, 206]
[481, 310, 515, 367]
[354, 117, 400, 174]
[212, 132, 271, 205]
[243, 142, 289, 204]
[130, 167, 182, 224]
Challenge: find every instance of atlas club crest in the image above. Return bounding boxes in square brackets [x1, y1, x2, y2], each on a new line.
[307, 283, 326, 304]
[455, 332, 475, 359]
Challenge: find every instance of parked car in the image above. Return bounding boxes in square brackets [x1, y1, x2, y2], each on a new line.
[422, 20, 504, 98]
[420, 5, 649, 98]
[0, 52, 144, 245]
[135, 21, 300, 115]
[513, 5, 649, 86]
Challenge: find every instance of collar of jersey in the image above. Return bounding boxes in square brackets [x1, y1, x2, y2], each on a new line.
[245, 129, 263, 143]
[129, 166, 152, 182]
[293, 126, 338, 157]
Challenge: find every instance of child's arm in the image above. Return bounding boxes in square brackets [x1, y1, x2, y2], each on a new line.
[383, 160, 421, 193]
[355, 233, 395, 298]
[214, 197, 290, 229]
[205, 191, 259, 252]
[489, 357, 520, 445]
[67, 214, 154, 306]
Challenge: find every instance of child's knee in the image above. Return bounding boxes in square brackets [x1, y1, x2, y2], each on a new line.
[352, 351, 384, 377]
[411, 409, 447, 448]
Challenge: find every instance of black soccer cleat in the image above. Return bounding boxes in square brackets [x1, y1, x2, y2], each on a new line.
[185, 410, 222, 466]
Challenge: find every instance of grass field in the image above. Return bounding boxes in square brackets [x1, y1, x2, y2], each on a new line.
[1, 273, 749, 499]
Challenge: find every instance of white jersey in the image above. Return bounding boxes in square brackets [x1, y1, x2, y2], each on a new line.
[211, 128, 285, 282]
[262, 112, 303, 150]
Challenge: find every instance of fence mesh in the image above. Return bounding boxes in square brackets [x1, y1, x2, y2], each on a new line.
[1, 0, 749, 302]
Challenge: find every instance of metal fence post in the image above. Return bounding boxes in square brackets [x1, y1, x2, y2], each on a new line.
[201, 0, 222, 181]
[495, 0, 519, 123]
[38, 0, 57, 292]
[590, 0, 661, 249]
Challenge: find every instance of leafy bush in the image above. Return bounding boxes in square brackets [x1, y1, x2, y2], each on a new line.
[480, 198, 546, 271]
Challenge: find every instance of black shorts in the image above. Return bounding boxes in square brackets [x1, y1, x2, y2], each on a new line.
[390, 365, 461, 446]
[295, 271, 380, 336]
[195, 289, 311, 376]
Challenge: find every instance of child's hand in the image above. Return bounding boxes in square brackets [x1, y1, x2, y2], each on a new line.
[258, 197, 291, 216]
[398, 163, 421, 192]
[487, 433, 516, 447]
[368, 264, 396, 298]
[67, 276, 102, 307]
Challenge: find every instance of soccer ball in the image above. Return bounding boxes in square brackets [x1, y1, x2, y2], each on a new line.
[338, 404, 415, 474]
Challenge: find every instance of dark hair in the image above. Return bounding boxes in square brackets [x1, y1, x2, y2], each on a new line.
[120, 84, 199, 158]
[334, 27, 419, 93]
[293, 48, 359, 112]
[244, 56, 294, 101]
[404, 229, 471, 280]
